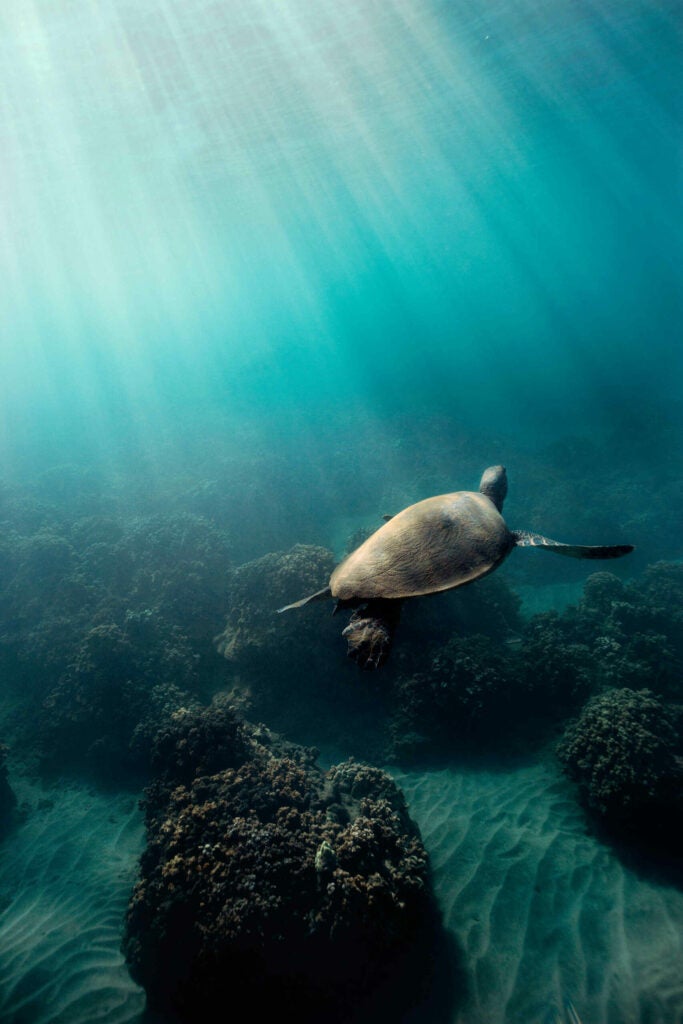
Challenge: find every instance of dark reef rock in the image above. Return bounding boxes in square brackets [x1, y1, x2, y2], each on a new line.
[388, 634, 524, 761]
[124, 706, 441, 1022]
[0, 497, 234, 779]
[147, 696, 250, 786]
[568, 565, 683, 699]
[557, 687, 683, 843]
[106, 512, 233, 642]
[518, 610, 594, 710]
[38, 618, 200, 779]
[393, 574, 524, 668]
[579, 570, 628, 616]
[215, 543, 336, 667]
[386, 564, 683, 766]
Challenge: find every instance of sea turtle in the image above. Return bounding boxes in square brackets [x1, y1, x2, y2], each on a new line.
[278, 466, 633, 669]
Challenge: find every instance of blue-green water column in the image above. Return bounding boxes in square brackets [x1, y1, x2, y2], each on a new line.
[0, 0, 680, 471]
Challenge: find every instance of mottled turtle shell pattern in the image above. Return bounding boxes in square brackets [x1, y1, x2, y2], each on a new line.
[330, 491, 515, 602]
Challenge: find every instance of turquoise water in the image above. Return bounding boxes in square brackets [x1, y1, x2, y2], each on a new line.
[1, 2, 682, 1022]
[1, 0, 680, 474]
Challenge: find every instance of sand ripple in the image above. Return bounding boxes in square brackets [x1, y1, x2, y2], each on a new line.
[393, 762, 683, 1024]
[0, 781, 145, 1024]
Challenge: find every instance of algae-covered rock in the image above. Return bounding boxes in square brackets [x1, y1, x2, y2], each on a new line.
[557, 687, 683, 837]
[388, 634, 524, 761]
[38, 618, 199, 779]
[123, 710, 440, 1022]
[215, 543, 336, 665]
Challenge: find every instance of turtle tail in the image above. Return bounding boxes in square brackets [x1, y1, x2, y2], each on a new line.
[512, 531, 634, 560]
[277, 586, 332, 613]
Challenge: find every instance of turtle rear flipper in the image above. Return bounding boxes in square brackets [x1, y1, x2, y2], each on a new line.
[277, 586, 331, 613]
[512, 531, 634, 560]
[342, 599, 402, 670]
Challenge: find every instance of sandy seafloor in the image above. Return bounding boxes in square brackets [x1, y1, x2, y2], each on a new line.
[2, 759, 682, 1024]
[0, 782, 145, 1024]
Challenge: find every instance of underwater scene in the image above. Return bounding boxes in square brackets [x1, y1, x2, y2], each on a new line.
[1, 0, 682, 1022]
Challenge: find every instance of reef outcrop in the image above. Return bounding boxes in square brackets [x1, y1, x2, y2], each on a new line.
[123, 702, 441, 1021]
[388, 634, 521, 761]
[215, 543, 336, 667]
[0, 494, 233, 780]
[557, 687, 683, 844]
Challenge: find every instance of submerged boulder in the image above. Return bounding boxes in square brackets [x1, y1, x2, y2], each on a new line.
[388, 634, 527, 762]
[123, 703, 442, 1022]
[570, 565, 683, 699]
[215, 543, 336, 667]
[38, 617, 200, 779]
[557, 687, 683, 842]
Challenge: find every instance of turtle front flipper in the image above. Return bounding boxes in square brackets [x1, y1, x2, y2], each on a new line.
[512, 531, 634, 560]
[342, 599, 402, 670]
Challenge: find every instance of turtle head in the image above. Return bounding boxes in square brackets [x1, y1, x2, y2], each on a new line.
[479, 465, 507, 512]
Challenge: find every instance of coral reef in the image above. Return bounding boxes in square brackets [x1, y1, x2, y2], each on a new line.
[566, 565, 683, 699]
[2, 445, 681, 822]
[105, 512, 233, 644]
[124, 706, 440, 1022]
[517, 611, 594, 711]
[146, 696, 250, 786]
[0, 490, 235, 777]
[215, 543, 336, 666]
[387, 573, 524, 681]
[557, 688, 683, 841]
[388, 635, 524, 761]
[387, 564, 683, 766]
[38, 618, 200, 779]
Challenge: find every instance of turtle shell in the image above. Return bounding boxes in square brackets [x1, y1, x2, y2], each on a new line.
[330, 491, 514, 602]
